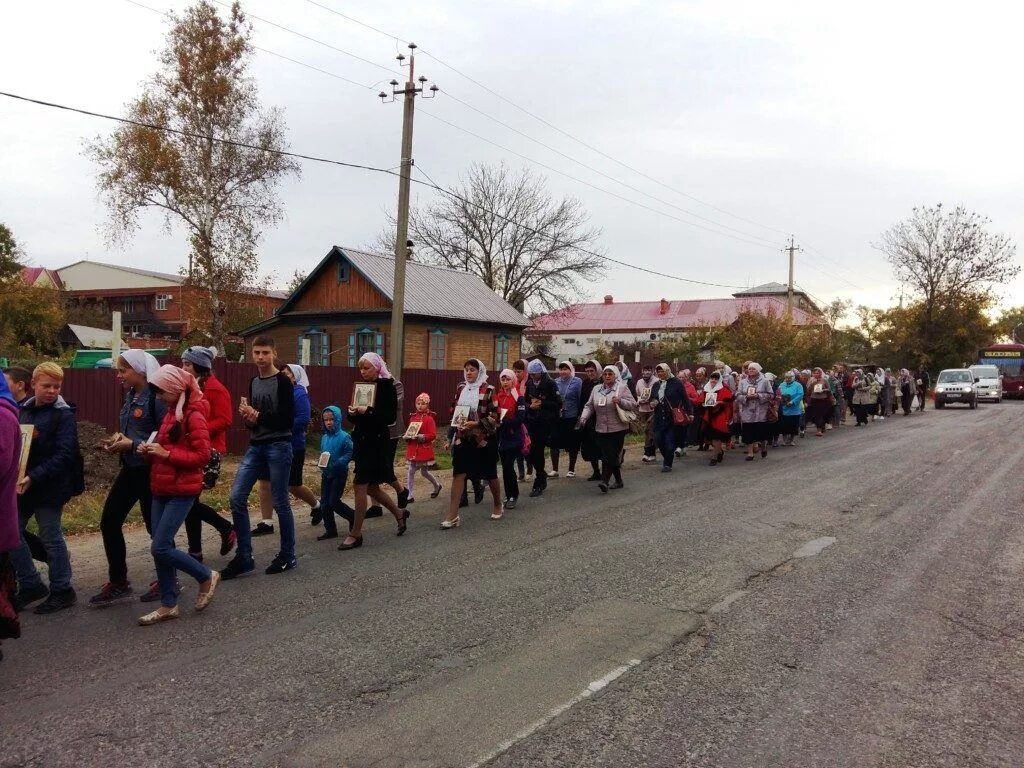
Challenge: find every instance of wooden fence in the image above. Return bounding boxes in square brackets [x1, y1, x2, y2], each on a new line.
[60, 361, 465, 454]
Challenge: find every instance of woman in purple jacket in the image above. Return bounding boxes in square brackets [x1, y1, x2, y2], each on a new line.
[0, 374, 23, 660]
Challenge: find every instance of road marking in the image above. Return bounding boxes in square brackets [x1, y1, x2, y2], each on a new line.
[466, 659, 642, 768]
[793, 536, 837, 558]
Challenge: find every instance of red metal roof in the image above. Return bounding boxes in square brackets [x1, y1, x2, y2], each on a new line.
[529, 296, 821, 333]
[20, 266, 63, 288]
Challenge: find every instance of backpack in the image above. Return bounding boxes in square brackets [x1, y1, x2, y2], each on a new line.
[47, 408, 86, 496]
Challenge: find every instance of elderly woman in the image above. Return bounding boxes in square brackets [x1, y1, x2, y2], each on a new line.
[701, 370, 734, 465]
[874, 368, 889, 421]
[524, 360, 559, 497]
[650, 363, 686, 472]
[578, 365, 637, 492]
[898, 369, 917, 415]
[550, 361, 583, 477]
[805, 367, 832, 436]
[676, 369, 698, 456]
[778, 370, 804, 445]
[735, 362, 774, 460]
[851, 369, 872, 425]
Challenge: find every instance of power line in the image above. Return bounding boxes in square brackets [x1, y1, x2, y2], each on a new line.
[0, 89, 748, 290]
[298, 0, 793, 239]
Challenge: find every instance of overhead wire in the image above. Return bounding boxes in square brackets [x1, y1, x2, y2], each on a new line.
[0, 89, 748, 290]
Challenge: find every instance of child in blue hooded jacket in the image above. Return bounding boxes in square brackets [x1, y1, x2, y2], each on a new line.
[316, 406, 354, 540]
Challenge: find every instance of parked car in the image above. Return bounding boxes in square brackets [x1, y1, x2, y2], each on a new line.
[968, 364, 1002, 403]
[934, 369, 978, 409]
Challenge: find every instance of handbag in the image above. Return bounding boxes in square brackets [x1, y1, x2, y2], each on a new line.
[766, 400, 779, 423]
[671, 405, 692, 426]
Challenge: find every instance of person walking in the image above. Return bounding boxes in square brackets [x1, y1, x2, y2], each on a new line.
[89, 350, 167, 607]
[577, 365, 637, 492]
[689, 368, 708, 450]
[403, 393, 442, 503]
[442, 359, 503, 528]
[8, 362, 79, 614]
[851, 369, 872, 425]
[674, 369, 697, 457]
[578, 360, 602, 480]
[494, 369, 527, 510]
[898, 369, 917, 415]
[180, 346, 236, 563]
[778, 370, 804, 445]
[702, 371, 734, 465]
[805, 367, 833, 436]
[512, 359, 530, 481]
[550, 361, 582, 477]
[339, 353, 408, 548]
[222, 336, 298, 578]
[315, 406, 354, 541]
[915, 364, 931, 411]
[735, 362, 774, 460]
[635, 365, 657, 463]
[524, 360, 559, 498]
[0, 375, 22, 660]
[649, 363, 686, 472]
[135, 366, 219, 626]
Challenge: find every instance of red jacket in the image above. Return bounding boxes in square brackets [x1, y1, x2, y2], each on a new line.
[404, 411, 437, 463]
[202, 374, 232, 454]
[702, 386, 735, 435]
[149, 398, 212, 497]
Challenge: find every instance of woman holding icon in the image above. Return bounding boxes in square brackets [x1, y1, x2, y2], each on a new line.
[701, 370, 734, 466]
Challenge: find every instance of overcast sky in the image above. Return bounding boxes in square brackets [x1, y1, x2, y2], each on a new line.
[3, 0, 1023, 320]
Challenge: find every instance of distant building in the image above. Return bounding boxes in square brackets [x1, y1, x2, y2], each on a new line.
[57, 324, 126, 350]
[20, 266, 63, 289]
[239, 246, 531, 370]
[527, 285, 823, 362]
[56, 259, 286, 346]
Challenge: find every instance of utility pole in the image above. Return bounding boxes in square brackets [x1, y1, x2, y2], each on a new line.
[785, 235, 801, 318]
[379, 43, 438, 377]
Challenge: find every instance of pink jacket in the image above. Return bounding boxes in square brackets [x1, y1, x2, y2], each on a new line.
[0, 398, 22, 552]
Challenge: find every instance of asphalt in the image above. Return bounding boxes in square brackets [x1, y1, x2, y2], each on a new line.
[2, 402, 1022, 768]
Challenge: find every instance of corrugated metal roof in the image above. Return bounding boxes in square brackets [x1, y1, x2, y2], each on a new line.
[67, 324, 126, 348]
[58, 259, 186, 284]
[285, 246, 530, 327]
[529, 296, 820, 333]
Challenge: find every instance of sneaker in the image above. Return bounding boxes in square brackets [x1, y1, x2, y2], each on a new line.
[547, 470, 559, 478]
[661, 466, 672, 473]
[566, 470, 576, 478]
[14, 583, 49, 611]
[528, 487, 544, 498]
[141, 580, 180, 603]
[310, 505, 323, 526]
[34, 588, 77, 615]
[505, 498, 517, 510]
[641, 456, 655, 464]
[825, 423, 834, 430]
[219, 556, 256, 581]
[877, 416, 884, 421]
[89, 581, 134, 607]
[251, 521, 274, 536]
[220, 529, 237, 557]
[265, 555, 297, 575]
[674, 448, 683, 457]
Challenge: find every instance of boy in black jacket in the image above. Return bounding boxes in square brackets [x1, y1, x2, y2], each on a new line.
[222, 337, 297, 579]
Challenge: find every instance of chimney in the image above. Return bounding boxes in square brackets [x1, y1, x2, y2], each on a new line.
[603, 295, 613, 304]
[659, 298, 669, 315]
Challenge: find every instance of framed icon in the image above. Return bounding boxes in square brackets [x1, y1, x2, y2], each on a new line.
[352, 381, 378, 409]
[18, 424, 33, 484]
[403, 421, 422, 440]
[704, 392, 718, 408]
[451, 405, 471, 429]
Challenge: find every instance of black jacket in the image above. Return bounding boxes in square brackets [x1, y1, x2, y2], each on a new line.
[19, 396, 79, 505]
[650, 377, 687, 428]
[524, 375, 560, 424]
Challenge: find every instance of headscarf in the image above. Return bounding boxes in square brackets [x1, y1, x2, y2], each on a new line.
[321, 405, 343, 434]
[120, 349, 160, 379]
[458, 358, 488, 408]
[655, 363, 672, 376]
[415, 392, 431, 405]
[874, 368, 887, 385]
[557, 360, 576, 378]
[599, 364, 622, 393]
[149, 364, 203, 422]
[527, 359, 546, 376]
[182, 345, 217, 371]
[615, 361, 633, 383]
[784, 370, 795, 381]
[704, 372, 724, 393]
[498, 368, 519, 400]
[584, 359, 601, 375]
[747, 362, 763, 374]
[359, 352, 392, 380]
[286, 363, 310, 390]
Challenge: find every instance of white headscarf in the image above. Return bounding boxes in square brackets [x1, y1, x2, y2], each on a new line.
[120, 349, 160, 379]
[599, 364, 622, 394]
[874, 368, 887, 385]
[704, 373, 724, 393]
[286, 363, 310, 389]
[457, 358, 488, 408]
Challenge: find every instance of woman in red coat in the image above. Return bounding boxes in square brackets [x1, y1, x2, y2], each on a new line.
[136, 365, 220, 626]
[181, 346, 236, 561]
[701, 370, 734, 466]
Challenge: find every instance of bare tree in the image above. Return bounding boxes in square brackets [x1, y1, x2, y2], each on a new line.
[876, 204, 1018, 359]
[382, 163, 605, 313]
[86, 1, 300, 352]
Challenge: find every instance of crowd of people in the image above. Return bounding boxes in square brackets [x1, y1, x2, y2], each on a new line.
[0, 340, 933, 648]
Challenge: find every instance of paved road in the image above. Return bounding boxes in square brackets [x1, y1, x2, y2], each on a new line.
[3, 403, 1023, 768]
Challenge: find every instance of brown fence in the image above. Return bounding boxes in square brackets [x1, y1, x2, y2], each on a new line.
[60, 361, 465, 454]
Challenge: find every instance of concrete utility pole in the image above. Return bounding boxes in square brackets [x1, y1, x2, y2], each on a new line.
[380, 43, 438, 377]
[785, 235, 801, 317]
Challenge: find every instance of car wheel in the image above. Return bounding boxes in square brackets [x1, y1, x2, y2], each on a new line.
[969, 399, 977, 409]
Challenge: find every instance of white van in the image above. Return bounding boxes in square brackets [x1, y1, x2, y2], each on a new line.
[969, 364, 1003, 403]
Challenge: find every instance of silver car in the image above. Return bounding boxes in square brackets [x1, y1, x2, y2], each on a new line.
[968, 364, 1003, 403]
[934, 369, 979, 409]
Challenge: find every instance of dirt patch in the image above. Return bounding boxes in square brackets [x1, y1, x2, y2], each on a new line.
[77, 420, 121, 494]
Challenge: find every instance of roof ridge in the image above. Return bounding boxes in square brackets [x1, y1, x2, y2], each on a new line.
[336, 246, 484, 277]
[57, 258, 185, 283]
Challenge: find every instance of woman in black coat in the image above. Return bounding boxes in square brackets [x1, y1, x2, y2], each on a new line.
[578, 360, 602, 480]
[340, 353, 408, 550]
[649, 363, 687, 472]
[524, 359, 560, 497]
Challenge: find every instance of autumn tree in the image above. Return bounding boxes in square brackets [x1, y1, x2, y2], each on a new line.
[0, 223, 65, 357]
[993, 305, 1024, 343]
[381, 163, 606, 313]
[87, 1, 299, 352]
[716, 307, 831, 374]
[876, 204, 1017, 363]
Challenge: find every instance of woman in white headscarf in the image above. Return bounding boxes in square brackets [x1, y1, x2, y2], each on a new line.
[577, 365, 637, 492]
[88, 349, 168, 607]
[734, 362, 774, 460]
[550, 361, 583, 477]
[873, 367, 888, 421]
[442, 358, 503, 528]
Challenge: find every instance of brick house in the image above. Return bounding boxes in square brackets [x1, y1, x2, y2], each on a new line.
[56, 260, 286, 347]
[239, 246, 531, 370]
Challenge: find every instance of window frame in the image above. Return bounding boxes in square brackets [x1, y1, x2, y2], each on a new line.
[493, 333, 511, 371]
[428, 328, 448, 370]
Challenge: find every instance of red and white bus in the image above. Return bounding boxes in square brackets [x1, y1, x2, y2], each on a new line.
[977, 344, 1024, 399]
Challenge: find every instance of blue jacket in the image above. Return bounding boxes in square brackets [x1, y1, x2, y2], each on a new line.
[119, 384, 167, 468]
[319, 406, 353, 478]
[555, 375, 583, 420]
[292, 384, 311, 451]
[19, 395, 79, 505]
[779, 380, 804, 417]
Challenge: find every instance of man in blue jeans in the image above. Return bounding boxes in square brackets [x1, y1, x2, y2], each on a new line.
[221, 336, 297, 578]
